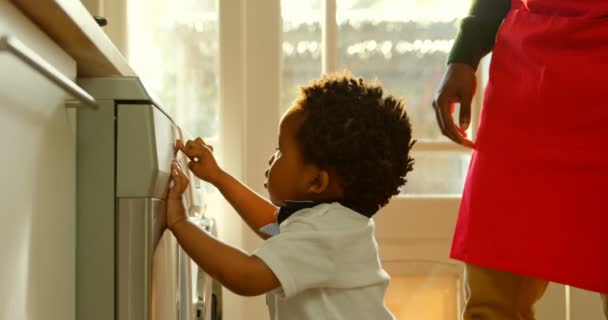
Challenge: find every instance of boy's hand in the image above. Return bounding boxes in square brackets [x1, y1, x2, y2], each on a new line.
[167, 160, 190, 230]
[177, 138, 223, 185]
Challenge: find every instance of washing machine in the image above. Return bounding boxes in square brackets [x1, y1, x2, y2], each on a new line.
[75, 77, 222, 320]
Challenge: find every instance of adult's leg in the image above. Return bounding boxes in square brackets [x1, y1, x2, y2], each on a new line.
[601, 294, 607, 319]
[463, 264, 549, 320]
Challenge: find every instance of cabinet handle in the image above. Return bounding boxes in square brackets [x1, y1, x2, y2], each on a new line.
[0, 35, 98, 109]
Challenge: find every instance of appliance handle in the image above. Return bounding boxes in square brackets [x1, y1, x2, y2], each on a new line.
[0, 35, 98, 109]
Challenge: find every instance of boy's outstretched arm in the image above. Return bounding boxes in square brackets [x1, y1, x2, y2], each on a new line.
[178, 138, 277, 239]
[167, 160, 280, 296]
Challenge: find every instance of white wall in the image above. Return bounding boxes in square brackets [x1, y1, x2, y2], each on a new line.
[80, 0, 128, 55]
[0, 2, 77, 320]
[218, 1, 281, 319]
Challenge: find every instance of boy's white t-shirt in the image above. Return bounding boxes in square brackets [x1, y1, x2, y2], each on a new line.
[253, 202, 396, 320]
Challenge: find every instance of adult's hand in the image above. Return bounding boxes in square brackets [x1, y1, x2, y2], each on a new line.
[432, 63, 477, 148]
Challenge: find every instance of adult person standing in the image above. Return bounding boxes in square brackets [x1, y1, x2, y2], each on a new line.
[432, 0, 608, 319]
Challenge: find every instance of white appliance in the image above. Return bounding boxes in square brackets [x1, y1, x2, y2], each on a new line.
[75, 77, 221, 320]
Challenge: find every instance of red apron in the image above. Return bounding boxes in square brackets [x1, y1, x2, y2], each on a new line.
[451, 0, 608, 293]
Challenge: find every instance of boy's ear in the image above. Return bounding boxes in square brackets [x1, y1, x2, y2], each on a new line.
[307, 170, 330, 194]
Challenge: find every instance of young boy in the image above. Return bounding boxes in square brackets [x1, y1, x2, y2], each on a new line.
[167, 72, 415, 319]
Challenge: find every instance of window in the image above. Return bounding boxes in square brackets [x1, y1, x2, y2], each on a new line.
[383, 260, 462, 320]
[281, 1, 322, 113]
[127, 0, 221, 203]
[127, 0, 219, 139]
[281, 0, 474, 195]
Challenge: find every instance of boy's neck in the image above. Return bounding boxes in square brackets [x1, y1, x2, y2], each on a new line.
[277, 200, 378, 224]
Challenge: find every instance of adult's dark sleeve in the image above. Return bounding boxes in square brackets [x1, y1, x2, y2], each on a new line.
[447, 0, 511, 70]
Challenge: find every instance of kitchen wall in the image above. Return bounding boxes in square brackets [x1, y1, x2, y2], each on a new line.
[0, 2, 77, 320]
[81, 0, 128, 55]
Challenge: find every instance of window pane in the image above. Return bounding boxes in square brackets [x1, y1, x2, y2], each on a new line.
[387, 275, 459, 319]
[384, 261, 462, 320]
[281, 0, 322, 113]
[337, 0, 472, 141]
[127, 0, 219, 138]
[402, 152, 470, 195]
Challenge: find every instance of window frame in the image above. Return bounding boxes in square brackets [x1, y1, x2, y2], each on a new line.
[321, 0, 482, 197]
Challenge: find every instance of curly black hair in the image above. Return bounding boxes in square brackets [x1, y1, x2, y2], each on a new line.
[292, 72, 415, 215]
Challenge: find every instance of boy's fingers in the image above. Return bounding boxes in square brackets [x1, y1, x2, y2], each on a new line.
[187, 138, 206, 149]
[182, 140, 206, 159]
[168, 169, 180, 199]
[193, 137, 213, 152]
[185, 139, 196, 151]
[187, 139, 205, 150]
[175, 163, 189, 186]
[176, 139, 185, 152]
[168, 161, 189, 198]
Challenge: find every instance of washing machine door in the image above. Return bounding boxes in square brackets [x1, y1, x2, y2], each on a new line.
[117, 198, 190, 320]
[152, 217, 220, 320]
[117, 198, 196, 320]
[194, 217, 223, 320]
[151, 229, 182, 320]
[115, 102, 204, 320]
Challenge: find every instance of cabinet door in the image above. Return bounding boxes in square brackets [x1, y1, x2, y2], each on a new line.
[376, 198, 604, 320]
[0, 2, 77, 320]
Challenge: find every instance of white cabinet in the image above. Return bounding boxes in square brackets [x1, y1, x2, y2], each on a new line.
[0, 2, 77, 320]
